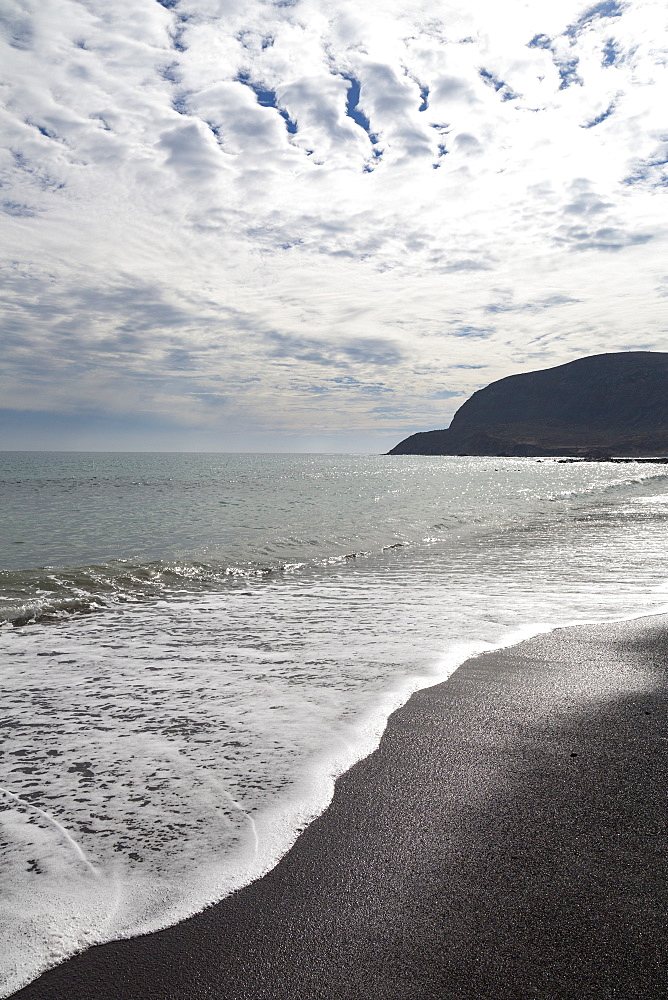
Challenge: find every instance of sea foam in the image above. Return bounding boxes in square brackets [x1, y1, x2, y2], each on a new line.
[2, 456, 668, 993]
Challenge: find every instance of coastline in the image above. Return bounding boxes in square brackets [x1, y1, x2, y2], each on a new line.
[12, 614, 668, 1000]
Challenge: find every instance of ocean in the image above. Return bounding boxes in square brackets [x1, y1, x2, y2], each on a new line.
[2, 451, 668, 995]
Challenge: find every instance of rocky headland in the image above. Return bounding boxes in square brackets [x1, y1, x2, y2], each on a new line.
[389, 351, 668, 458]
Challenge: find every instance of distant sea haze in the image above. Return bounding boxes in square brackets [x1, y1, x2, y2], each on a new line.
[2, 452, 668, 995]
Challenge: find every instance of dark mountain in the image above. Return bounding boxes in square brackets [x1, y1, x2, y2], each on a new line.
[389, 352, 668, 457]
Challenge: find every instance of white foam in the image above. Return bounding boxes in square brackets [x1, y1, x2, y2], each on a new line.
[3, 461, 668, 994]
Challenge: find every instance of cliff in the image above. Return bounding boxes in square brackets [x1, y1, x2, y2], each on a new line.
[389, 352, 668, 457]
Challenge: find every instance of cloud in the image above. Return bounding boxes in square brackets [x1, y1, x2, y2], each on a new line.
[485, 294, 583, 313]
[290, 375, 392, 395]
[159, 120, 225, 180]
[2, 199, 38, 217]
[431, 389, 462, 399]
[0, 1, 35, 50]
[624, 142, 668, 188]
[554, 224, 654, 252]
[0, 0, 667, 449]
[267, 332, 404, 367]
[581, 101, 616, 127]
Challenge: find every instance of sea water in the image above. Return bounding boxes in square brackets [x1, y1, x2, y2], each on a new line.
[2, 452, 668, 995]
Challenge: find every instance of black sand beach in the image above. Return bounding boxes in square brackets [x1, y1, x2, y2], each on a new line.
[13, 616, 667, 1000]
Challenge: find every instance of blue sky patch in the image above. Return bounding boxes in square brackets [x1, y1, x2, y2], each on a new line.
[169, 13, 190, 52]
[568, 0, 624, 36]
[31, 122, 58, 140]
[623, 153, 668, 187]
[2, 201, 37, 217]
[161, 63, 180, 84]
[172, 94, 189, 116]
[237, 72, 298, 134]
[341, 75, 376, 142]
[601, 38, 620, 65]
[582, 103, 615, 128]
[479, 68, 518, 101]
[528, 33, 553, 50]
[451, 325, 494, 338]
[11, 151, 63, 191]
[558, 58, 582, 89]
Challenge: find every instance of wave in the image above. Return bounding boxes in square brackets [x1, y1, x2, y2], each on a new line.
[0, 551, 384, 628]
[4, 464, 668, 629]
[3, 455, 668, 994]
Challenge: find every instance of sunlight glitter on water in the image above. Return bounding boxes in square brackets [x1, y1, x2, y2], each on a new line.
[2, 455, 668, 994]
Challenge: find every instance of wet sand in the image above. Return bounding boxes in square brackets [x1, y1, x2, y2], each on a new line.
[12, 615, 668, 1000]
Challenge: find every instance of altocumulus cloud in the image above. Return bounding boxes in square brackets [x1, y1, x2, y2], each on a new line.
[0, 0, 666, 451]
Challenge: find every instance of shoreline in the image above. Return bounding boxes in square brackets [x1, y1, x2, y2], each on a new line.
[12, 613, 668, 999]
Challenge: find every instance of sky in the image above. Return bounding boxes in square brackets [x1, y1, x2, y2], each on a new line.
[1, 0, 666, 452]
